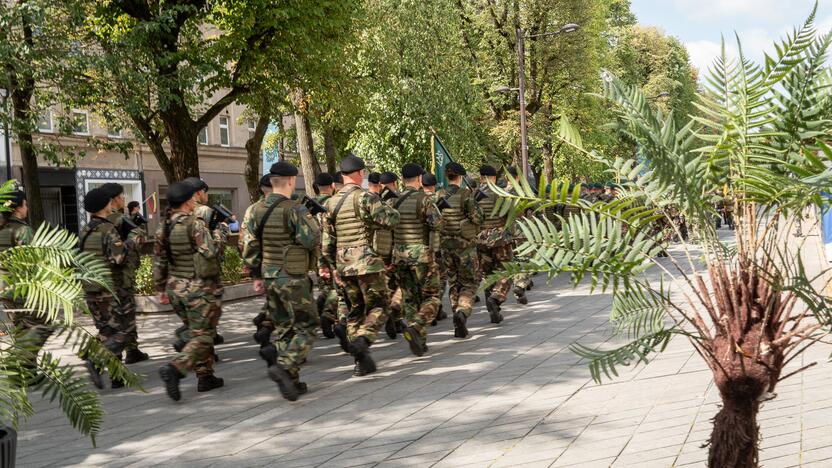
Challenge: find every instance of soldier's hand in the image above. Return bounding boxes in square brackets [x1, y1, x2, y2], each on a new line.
[253, 279, 265, 295]
[333, 271, 344, 287]
[318, 267, 330, 280]
[159, 294, 170, 305]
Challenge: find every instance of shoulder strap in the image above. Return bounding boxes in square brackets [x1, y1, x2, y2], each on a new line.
[393, 189, 417, 209]
[164, 215, 187, 264]
[255, 201, 281, 245]
[79, 218, 108, 252]
[329, 186, 361, 225]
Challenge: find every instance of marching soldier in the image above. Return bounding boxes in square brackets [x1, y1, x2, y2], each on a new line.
[99, 183, 149, 367]
[321, 154, 400, 376]
[0, 188, 53, 367]
[476, 165, 514, 324]
[421, 173, 447, 324]
[392, 164, 443, 356]
[243, 175, 275, 347]
[438, 162, 483, 339]
[313, 172, 339, 339]
[243, 162, 321, 401]
[79, 188, 134, 389]
[156, 182, 224, 401]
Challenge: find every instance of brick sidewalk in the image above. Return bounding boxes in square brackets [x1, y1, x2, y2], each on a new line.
[15, 229, 832, 467]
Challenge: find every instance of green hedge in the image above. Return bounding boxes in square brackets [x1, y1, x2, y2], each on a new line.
[134, 248, 246, 295]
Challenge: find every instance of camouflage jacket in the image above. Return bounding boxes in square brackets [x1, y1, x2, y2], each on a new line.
[475, 184, 514, 248]
[238, 196, 264, 252]
[108, 209, 146, 279]
[194, 202, 229, 256]
[242, 194, 320, 279]
[322, 184, 400, 276]
[80, 216, 131, 291]
[152, 211, 218, 293]
[392, 187, 443, 265]
[437, 184, 483, 249]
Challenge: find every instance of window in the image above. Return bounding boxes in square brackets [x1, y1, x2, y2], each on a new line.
[219, 116, 230, 147]
[198, 126, 208, 145]
[107, 125, 123, 138]
[84, 179, 143, 221]
[37, 110, 53, 133]
[207, 189, 233, 212]
[71, 110, 89, 135]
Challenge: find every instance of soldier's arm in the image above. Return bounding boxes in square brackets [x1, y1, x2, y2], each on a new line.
[320, 211, 336, 269]
[152, 224, 169, 293]
[241, 206, 263, 279]
[104, 229, 130, 266]
[423, 197, 443, 231]
[192, 218, 219, 260]
[289, 205, 321, 251]
[466, 195, 484, 226]
[15, 225, 33, 246]
[363, 192, 400, 229]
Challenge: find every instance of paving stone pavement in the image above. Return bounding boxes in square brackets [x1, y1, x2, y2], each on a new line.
[14, 230, 832, 467]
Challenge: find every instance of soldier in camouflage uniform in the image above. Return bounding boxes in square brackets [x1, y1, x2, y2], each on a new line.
[99, 183, 149, 368]
[392, 164, 443, 356]
[313, 173, 339, 339]
[79, 188, 134, 389]
[476, 165, 515, 324]
[438, 162, 483, 339]
[243, 175, 275, 348]
[421, 173, 447, 325]
[375, 171, 403, 339]
[181, 178, 226, 361]
[321, 154, 400, 376]
[156, 182, 224, 401]
[243, 161, 320, 401]
[0, 188, 54, 367]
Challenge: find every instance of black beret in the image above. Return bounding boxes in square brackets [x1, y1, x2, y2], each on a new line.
[380, 171, 397, 184]
[83, 188, 112, 213]
[446, 162, 466, 176]
[340, 153, 365, 174]
[479, 165, 497, 177]
[367, 172, 381, 184]
[99, 182, 124, 199]
[401, 163, 424, 179]
[315, 172, 334, 187]
[334, 171, 344, 184]
[269, 161, 298, 177]
[507, 166, 518, 177]
[259, 174, 272, 189]
[183, 177, 209, 192]
[421, 173, 437, 187]
[4, 189, 26, 210]
[166, 181, 196, 206]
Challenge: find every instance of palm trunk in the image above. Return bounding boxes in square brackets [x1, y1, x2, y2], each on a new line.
[244, 116, 270, 203]
[708, 395, 760, 468]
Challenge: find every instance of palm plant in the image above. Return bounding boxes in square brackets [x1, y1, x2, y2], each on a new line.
[487, 7, 832, 467]
[0, 180, 140, 446]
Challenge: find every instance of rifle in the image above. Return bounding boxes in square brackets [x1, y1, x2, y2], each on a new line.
[302, 195, 327, 215]
[118, 216, 139, 241]
[209, 203, 233, 231]
[380, 187, 398, 201]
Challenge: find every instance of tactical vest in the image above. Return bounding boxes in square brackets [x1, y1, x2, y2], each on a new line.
[80, 218, 115, 267]
[373, 226, 393, 257]
[394, 190, 429, 246]
[167, 216, 197, 279]
[258, 198, 311, 276]
[332, 188, 369, 249]
[0, 219, 27, 251]
[479, 189, 504, 230]
[442, 186, 477, 240]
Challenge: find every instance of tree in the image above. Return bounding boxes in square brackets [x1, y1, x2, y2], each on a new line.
[489, 9, 832, 467]
[0, 181, 140, 446]
[79, 0, 358, 183]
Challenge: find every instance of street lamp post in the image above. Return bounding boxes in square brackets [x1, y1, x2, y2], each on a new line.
[513, 23, 580, 179]
[0, 87, 11, 182]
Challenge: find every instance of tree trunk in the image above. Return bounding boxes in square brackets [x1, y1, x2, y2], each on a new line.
[291, 89, 317, 194]
[708, 395, 760, 468]
[323, 125, 338, 174]
[542, 140, 553, 185]
[244, 116, 270, 203]
[277, 115, 285, 158]
[10, 89, 44, 227]
[164, 116, 200, 181]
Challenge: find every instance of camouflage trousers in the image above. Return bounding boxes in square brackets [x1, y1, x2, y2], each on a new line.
[2, 298, 53, 363]
[477, 242, 513, 303]
[167, 277, 218, 378]
[266, 276, 319, 372]
[394, 260, 440, 340]
[342, 272, 389, 343]
[86, 291, 126, 355]
[317, 275, 339, 324]
[175, 278, 222, 363]
[384, 258, 402, 320]
[440, 241, 480, 318]
[114, 284, 139, 351]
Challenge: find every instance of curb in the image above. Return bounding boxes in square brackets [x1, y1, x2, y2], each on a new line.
[135, 282, 261, 313]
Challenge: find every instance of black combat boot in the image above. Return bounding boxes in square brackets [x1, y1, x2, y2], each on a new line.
[514, 288, 528, 305]
[85, 359, 104, 390]
[351, 336, 377, 376]
[159, 364, 182, 401]
[334, 321, 352, 353]
[295, 381, 308, 395]
[453, 311, 469, 339]
[111, 378, 125, 389]
[385, 316, 397, 340]
[403, 326, 425, 357]
[213, 334, 224, 345]
[253, 311, 266, 327]
[172, 339, 187, 352]
[253, 326, 273, 348]
[320, 315, 335, 339]
[395, 319, 406, 333]
[268, 363, 299, 401]
[259, 344, 277, 367]
[197, 375, 224, 392]
[124, 348, 149, 364]
[486, 297, 504, 324]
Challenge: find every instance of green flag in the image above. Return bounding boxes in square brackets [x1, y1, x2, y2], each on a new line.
[431, 133, 454, 188]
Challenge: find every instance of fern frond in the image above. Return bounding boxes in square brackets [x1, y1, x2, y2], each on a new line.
[570, 329, 675, 383]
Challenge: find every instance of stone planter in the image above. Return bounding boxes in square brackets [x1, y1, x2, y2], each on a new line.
[135, 281, 261, 313]
[0, 426, 17, 468]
